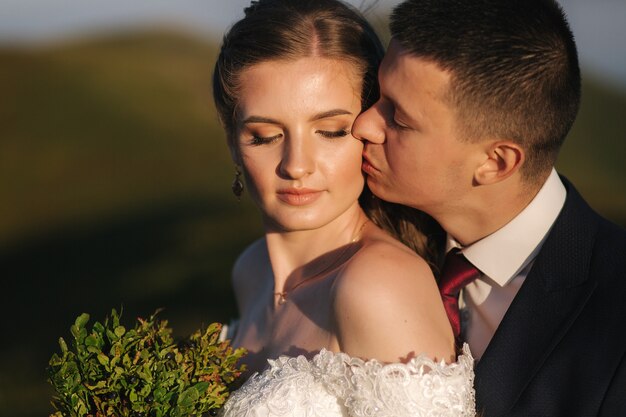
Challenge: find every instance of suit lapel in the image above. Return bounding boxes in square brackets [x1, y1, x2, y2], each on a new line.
[474, 180, 600, 415]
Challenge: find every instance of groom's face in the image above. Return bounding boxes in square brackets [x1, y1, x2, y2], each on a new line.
[352, 40, 480, 216]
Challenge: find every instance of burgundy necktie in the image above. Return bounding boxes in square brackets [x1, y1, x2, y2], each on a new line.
[439, 248, 481, 341]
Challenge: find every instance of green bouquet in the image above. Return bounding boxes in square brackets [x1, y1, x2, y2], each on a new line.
[47, 309, 246, 417]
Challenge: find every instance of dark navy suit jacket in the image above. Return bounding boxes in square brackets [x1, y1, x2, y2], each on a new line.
[474, 178, 626, 416]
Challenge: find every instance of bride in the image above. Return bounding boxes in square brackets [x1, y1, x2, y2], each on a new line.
[212, 0, 475, 415]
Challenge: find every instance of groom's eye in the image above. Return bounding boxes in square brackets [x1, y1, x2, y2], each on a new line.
[391, 116, 409, 129]
[382, 102, 409, 130]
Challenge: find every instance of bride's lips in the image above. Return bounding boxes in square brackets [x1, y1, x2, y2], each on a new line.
[277, 188, 323, 206]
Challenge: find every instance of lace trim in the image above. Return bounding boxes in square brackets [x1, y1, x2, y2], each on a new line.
[222, 344, 475, 417]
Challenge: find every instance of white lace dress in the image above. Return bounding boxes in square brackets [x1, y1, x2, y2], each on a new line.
[220, 344, 475, 417]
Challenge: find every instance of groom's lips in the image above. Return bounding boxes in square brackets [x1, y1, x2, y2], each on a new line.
[361, 154, 379, 175]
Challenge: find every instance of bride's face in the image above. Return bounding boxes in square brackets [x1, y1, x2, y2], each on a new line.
[234, 57, 364, 233]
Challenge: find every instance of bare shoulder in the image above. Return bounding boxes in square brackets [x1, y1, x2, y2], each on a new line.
[333, 228, 455, 363]
[232, 237, 269, 316]
[336, 228, 434, 303]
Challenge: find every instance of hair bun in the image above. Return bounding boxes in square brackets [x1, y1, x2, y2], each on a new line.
[244, 0, 262, 17]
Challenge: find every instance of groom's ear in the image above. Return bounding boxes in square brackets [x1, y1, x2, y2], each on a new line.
[473, 140, 525, 185]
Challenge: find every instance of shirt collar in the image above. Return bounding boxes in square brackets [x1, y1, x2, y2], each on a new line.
[446, 169, 566, 286]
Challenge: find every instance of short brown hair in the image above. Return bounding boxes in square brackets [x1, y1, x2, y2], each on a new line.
[391, 0, 581, 182]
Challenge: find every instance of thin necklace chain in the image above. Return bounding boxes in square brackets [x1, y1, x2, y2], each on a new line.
[274, 220, 369, 305]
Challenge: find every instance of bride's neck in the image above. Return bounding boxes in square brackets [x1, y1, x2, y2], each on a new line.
[264, 206, 367, 292]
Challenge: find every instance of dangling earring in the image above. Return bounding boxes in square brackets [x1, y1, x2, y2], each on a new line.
[232, 165, 244, 200]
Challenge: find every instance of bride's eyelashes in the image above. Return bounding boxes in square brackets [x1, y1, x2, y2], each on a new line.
[247, 129, 349, 146]
[250, 134, 282, 145]
[317, 129, 349, 139]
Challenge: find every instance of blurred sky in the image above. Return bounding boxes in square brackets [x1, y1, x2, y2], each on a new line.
[0, 0, 625, 89]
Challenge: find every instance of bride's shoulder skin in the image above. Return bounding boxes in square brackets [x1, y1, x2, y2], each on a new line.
[231, 237, 269, 316]
[333, 227, 455, 363]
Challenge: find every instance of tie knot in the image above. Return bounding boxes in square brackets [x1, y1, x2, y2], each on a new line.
[439, 249, 481, 297]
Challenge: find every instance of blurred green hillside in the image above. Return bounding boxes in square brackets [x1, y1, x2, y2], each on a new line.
[0, 29, 624, 417]
[557, 80, 626, 221]
[0, 30, 263, 417]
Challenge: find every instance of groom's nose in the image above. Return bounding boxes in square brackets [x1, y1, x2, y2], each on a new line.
[352, 103, 386, 144]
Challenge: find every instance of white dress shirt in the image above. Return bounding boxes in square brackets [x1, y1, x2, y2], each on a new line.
[447, 169, 567, 360]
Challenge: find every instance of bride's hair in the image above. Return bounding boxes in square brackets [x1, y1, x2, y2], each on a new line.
[213, 0, 382, 144]
[212, 0, 445, 274]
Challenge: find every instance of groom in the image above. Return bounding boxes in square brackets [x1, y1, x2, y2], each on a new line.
[353, 0, 626, 415]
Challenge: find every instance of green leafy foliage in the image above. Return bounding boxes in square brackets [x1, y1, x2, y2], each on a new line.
[47, 309, 246, 417]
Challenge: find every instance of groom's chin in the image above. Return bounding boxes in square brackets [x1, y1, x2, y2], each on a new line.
[366, 176, 395, 202]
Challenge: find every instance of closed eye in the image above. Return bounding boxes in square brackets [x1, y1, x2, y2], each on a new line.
[250, 134, 282, 145]
[391, 117, 409, 129]
[317, 129, 349, 139]
[381, 100, 410, 130]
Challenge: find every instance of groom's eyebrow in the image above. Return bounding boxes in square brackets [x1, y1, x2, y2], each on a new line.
[309, 109, 353, 121]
